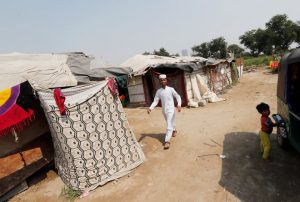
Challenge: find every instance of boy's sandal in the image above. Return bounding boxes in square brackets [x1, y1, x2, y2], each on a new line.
[164, 142, 170, 149]
[172, 130, 177, 137]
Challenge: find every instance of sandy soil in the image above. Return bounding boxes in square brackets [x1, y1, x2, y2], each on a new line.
[10, 69, 300, 202]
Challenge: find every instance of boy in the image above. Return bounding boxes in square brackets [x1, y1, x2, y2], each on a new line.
[256, 102, 277, 160]
[147, 74, 182, 149]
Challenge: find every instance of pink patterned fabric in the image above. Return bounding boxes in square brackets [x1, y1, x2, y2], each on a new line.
[107, 78, 119, 96]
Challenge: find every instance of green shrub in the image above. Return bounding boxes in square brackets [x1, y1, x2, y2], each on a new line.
[61, 186, 81, 201]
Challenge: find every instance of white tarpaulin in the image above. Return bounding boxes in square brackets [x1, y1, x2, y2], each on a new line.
[0, 53, 77, 90]
[120, 54, 182, 75]
[186, 73, 225, 107]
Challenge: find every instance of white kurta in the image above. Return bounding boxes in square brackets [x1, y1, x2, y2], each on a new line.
[149, 86, 181, 142]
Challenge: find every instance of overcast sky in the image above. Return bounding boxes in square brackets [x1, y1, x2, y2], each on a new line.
[0, 0, 299, 65]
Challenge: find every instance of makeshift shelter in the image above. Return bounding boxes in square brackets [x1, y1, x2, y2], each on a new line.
[0, 53, 85, 159]
[121, 55, 193, 106]
[120, 54, 228, 107]
[0, 53, 80, 197]
[203, 58, 233, 94]
[0, 53, 143, 198]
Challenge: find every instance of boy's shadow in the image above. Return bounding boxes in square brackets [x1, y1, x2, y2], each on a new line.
[138, 133, 165, 145]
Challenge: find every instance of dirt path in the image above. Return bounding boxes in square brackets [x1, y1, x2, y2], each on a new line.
[11, 69, 300, 202]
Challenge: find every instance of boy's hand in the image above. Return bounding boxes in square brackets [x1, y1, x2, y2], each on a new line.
[177, 106, 182, 112]
[147, 108, 151, 114]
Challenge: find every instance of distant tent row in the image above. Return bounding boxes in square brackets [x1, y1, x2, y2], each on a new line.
[120, 54, 236, 107]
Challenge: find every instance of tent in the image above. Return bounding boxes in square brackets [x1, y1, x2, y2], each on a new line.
[0, 53, 144, 198]
[0, 53, 92, 158]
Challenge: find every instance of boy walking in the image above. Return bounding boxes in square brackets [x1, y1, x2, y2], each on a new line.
[147, 74, 182, 149]
[256, 102, 277, 160]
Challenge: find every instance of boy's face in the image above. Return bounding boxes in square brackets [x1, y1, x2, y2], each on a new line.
[262, 109, 270, 116]
[160, 78, 167, 87]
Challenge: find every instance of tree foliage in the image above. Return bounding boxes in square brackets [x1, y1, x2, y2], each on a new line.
[153, 48, 170, 57]
[293, 21, 300, 45]
[143, 48, 180, 57]
[142, 51, 151, 55]
[191, 42, 210, 58]
[227, 44, 244, 57]
[239, 29, 272, 56]
[209, 37, 227, 58]
[239, 14, 299, 56]
[170, 53, 180, 57]
[239, 30, 257, 55]
[265, 14, 297, 51]
[192, 37, 227, 59]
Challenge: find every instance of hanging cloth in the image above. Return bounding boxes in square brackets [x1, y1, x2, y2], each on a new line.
[0, 81, 35, 136]
[107, 78, 119, 96]
[54, 88, 66, 115]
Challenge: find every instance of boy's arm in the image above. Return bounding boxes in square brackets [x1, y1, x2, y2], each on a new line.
[172, 88, 182, 112]
[148, 90, 160, 113]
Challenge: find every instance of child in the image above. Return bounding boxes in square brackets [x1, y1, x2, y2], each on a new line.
[147, 74, 182, 149]
[256, 102, 277, 160]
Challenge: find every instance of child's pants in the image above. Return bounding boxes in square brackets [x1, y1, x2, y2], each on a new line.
[163, 111, 175, 143]
[259, 130, 271, 160]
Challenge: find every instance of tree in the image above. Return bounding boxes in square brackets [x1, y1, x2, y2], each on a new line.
[142, 51, 151, 55]
[239, 29, 259, 56]
[294, 21, 300, 46]
[255, 28, 273, 55]
[192, 42, 210, 58]
[170, 53, 180, 57]
[192, 37, 228, 59]
[153, 48, 170, 57]
[227, 44, 244, 57]
[265, 14, 297, 51]
[239, 29, 272, 56]
[208, 37, 227, 59]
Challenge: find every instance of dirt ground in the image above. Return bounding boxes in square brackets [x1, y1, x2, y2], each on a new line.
[10, 69, 300, 202]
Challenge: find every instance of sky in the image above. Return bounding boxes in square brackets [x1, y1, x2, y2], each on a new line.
[0, 0, 300, 65]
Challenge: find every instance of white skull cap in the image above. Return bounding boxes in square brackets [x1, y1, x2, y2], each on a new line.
[159, 74, 167, 79]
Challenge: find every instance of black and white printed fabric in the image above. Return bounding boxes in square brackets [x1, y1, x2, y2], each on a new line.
[37, 81, 145, 191]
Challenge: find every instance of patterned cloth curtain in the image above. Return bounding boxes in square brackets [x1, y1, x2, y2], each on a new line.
[37, 81, 145, 191]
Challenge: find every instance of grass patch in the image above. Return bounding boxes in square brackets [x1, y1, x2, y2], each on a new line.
[244, 55, 272, 68]
[61, 186, 81, 201]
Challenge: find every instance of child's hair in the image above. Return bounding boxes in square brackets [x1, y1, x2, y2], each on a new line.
[256, 102, 270, 113]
